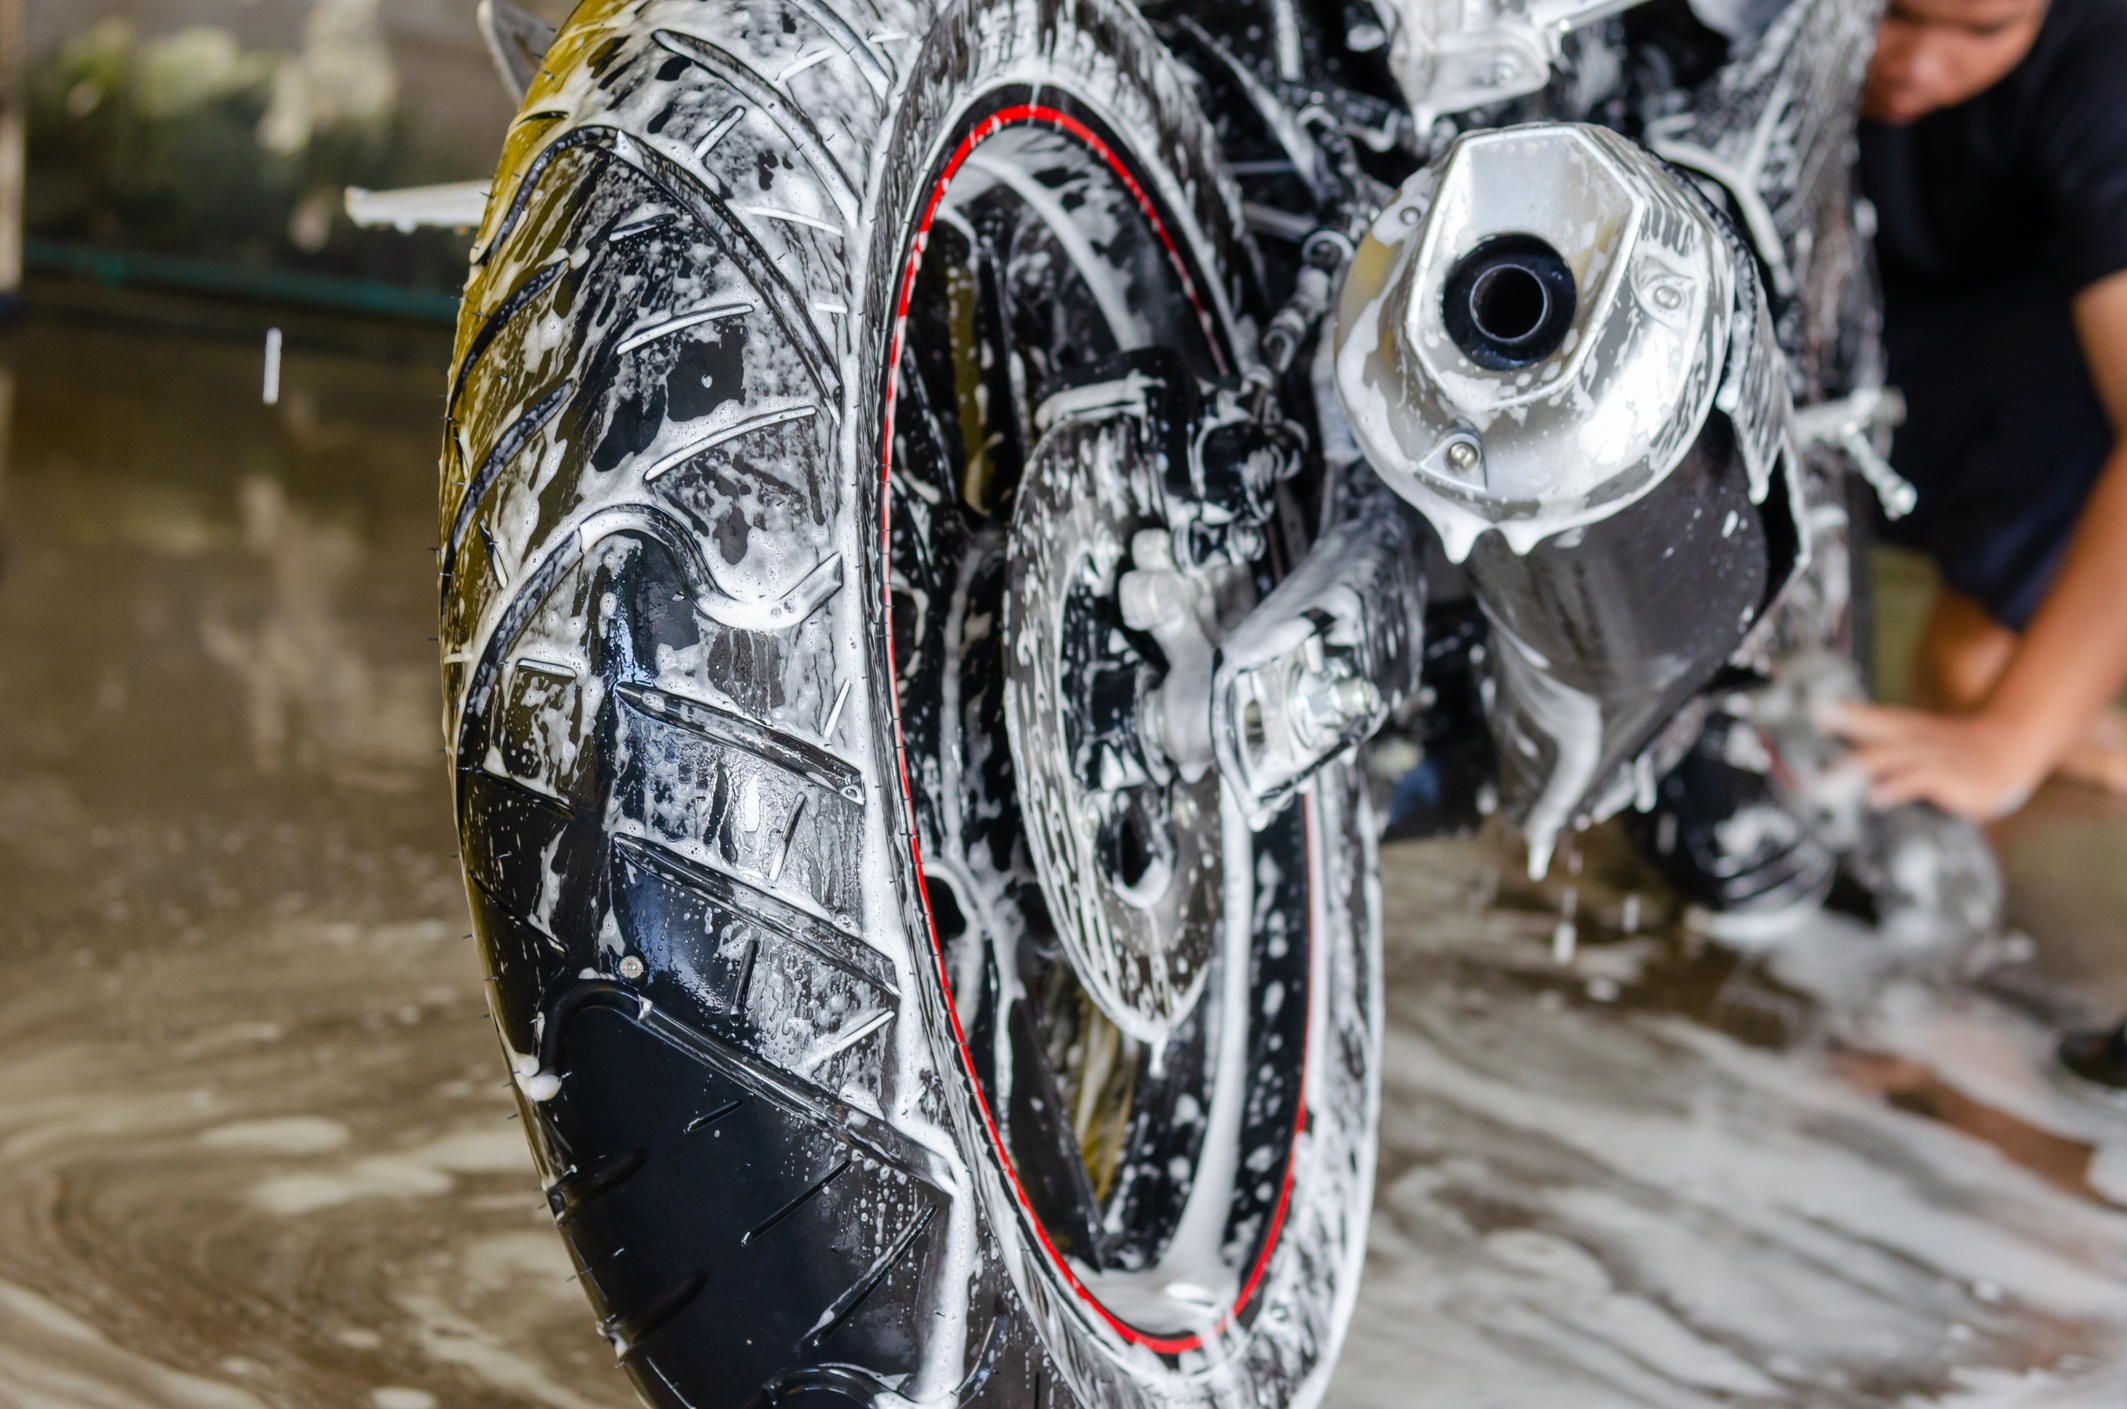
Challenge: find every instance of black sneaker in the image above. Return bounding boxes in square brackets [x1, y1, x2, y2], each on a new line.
[2056, 1022, 2127, 1105]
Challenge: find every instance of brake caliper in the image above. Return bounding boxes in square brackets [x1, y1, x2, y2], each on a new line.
[1210, 484, 1429, 828]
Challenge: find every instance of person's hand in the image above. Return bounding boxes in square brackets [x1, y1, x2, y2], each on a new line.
[1819, 701, 2048, 819]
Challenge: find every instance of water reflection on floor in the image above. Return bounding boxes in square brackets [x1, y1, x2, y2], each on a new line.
[1327, 825, 2127, 1408]
[0, 306, 627, 1409]
[1, 302, 2125, 1408]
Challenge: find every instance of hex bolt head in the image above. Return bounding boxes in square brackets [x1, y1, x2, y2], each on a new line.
[619, 954, 646, 980]
[1172, 788, 1199, 828]
[1334, 677, 1380, 718]
[1446, 440, 1479, 472]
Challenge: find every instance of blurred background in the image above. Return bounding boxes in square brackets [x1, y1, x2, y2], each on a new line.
[18, 0, 564, 305]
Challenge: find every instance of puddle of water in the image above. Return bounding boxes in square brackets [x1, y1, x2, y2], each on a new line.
[0, 309, 636, 1409]
[1327, 824, 2127, 1408]
[1829, 1050, 2106, 1205]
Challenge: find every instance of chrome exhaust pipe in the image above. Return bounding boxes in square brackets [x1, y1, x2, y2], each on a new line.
[1335, 122, 1804, 875]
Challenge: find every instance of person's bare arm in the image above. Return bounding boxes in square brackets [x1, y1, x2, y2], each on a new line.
[1830, 267, 2127, 817]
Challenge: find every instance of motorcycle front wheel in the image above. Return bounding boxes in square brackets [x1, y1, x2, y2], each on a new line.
[441, 0, 1380, 1402]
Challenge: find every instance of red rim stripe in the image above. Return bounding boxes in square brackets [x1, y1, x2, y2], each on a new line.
[878, 103, 1299, 1357]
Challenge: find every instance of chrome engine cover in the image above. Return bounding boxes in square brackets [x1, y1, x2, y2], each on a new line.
[1373, 0, 1642, 129]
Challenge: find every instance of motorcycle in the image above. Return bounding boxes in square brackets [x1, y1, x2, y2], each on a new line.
[422, 0, 1942, 1400]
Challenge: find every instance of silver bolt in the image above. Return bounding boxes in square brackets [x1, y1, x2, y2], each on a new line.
[1652, 284, 1683, 311]
[1445, 439, 1479, 474]
[619, 954, 646, 980]
[1334, 677, 1379, 718]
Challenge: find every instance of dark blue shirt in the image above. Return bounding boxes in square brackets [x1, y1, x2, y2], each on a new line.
[1858, 0, 2127, 628]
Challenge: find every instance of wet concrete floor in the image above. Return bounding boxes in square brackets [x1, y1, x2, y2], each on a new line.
[2, 298, 2126, 1408]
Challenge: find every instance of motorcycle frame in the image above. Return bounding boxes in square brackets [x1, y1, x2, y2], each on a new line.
[1143, 0, 1888, 860]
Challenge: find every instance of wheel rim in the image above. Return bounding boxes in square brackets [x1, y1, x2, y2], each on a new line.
[879, 93, 1312, 1355]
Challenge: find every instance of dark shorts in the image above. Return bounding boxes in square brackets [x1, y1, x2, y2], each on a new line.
[1875, 268, 2113, 632]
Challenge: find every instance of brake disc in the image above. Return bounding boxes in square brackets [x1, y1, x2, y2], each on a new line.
[1003, 408, 1222, 1047]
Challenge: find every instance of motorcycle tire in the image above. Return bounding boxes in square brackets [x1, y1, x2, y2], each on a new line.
[440, 0, 1381, 1403]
